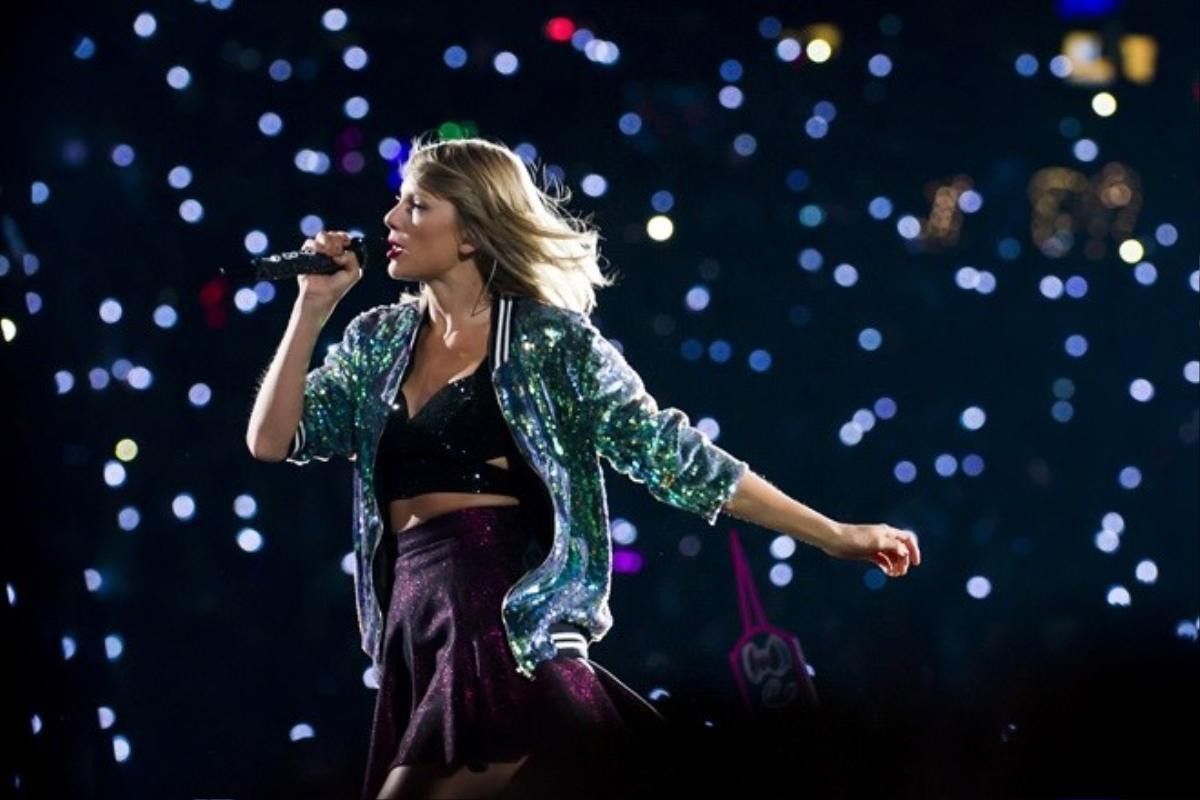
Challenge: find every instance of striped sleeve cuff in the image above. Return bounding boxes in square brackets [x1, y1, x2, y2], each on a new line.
[285, 420, 306, 460]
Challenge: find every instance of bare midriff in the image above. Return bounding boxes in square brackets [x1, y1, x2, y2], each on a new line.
[387, 457, 521, 534]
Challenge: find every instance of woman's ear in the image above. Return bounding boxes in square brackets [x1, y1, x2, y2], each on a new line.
[456, 228, 480, 259]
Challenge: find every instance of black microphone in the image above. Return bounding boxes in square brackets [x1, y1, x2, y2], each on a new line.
[220, 236, 377, 282]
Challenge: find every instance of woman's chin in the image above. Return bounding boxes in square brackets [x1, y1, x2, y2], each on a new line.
[387, 259, 429, 284]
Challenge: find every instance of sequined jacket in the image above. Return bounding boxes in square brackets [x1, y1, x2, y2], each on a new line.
[283, 290, 749, 681]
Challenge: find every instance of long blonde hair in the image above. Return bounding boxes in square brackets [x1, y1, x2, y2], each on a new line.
[397, 132, 618, 316]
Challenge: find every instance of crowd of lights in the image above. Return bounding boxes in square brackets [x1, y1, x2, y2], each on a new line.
[3, 6, 1194, 781]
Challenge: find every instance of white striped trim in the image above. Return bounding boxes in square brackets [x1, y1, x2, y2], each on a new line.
[550, 630, 589, 658]
[550, 632, 588, 645]
[493, 295, 514, 366]
[551, 633, 594, 675]
[288, 420, 306, 458]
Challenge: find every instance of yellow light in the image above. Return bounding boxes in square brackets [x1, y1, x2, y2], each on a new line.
[0, 318, 14, 342]
[1118, 34, 1157, 84]
[646, 215, 674, 242]
[116, 439, 139, 461]
[799, 23, 842, 51]
[1118, 239, 1144, 264]
[1091, 91, 1117, 117]
[806, 39, 832, 63]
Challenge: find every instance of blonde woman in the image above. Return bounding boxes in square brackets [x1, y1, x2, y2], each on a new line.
[246, 134, 921, 799]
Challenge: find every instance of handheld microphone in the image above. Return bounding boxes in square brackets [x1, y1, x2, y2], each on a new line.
[220, 236, 377, 282]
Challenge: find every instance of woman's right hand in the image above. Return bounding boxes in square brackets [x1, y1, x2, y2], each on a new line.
[296, 230, 363, 311]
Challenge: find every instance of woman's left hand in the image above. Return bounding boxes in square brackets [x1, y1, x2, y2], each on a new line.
[820, 522, 922, 578]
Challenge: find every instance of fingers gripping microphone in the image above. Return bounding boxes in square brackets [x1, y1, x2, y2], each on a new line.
[220, 236, 377, 281]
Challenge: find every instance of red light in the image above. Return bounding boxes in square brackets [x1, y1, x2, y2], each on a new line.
[544, 17, 575, 42]
[199, 277, 227, 307]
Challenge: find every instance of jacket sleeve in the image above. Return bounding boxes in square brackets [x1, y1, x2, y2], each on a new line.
[565, 312, 749, 525]
[284, 310, 371, 466]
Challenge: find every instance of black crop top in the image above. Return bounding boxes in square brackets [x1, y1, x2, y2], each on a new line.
[374, 346, 523, 504]
[369, 296, 561, 606]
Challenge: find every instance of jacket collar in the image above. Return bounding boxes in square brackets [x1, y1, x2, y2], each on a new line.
[382, 290, 517, 406]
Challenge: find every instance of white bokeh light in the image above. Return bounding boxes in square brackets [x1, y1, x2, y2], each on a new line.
[133, 12, 157, 37]
[172, 493, 196, 521]
[1106, 585, 1131, 606]
[966, 576, 992, 599]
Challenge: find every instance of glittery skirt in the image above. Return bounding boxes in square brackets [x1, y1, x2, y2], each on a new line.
[361, 505, 669, 800]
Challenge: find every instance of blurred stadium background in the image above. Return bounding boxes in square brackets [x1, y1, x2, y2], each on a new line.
[1, 0, 1196, 796]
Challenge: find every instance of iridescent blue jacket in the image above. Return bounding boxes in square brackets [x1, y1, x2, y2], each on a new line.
[284, 290, 748, 681]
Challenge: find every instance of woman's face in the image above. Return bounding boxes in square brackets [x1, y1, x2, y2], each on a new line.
[381, 178, 474, 281]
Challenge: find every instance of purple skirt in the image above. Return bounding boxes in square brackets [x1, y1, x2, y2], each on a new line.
[361, 505, 668, 799]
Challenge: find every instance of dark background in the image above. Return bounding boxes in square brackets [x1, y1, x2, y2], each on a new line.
[2, 0, 1196, 797]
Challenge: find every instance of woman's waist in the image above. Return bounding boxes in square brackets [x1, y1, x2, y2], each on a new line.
[389, 492, 522, 531]
[389, 500, 530, 558]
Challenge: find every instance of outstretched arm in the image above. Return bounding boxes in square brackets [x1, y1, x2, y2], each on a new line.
[722, 470, 921, 577]
[562, 311, 920, 578]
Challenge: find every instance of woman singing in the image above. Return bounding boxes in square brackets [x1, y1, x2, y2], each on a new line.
[245, 135, 921, 799]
